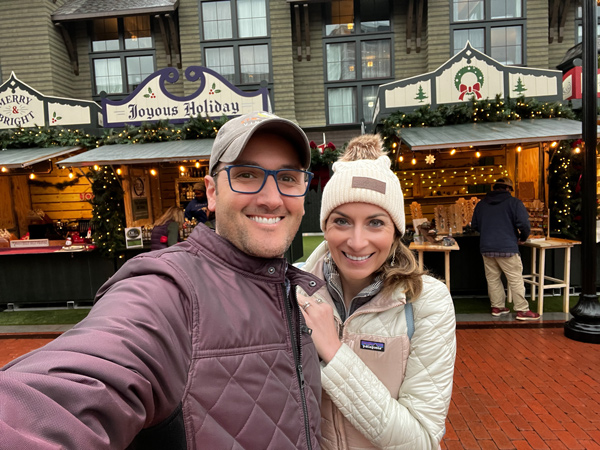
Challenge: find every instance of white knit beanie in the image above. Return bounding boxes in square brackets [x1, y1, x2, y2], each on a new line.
[320, 154, 405, 235]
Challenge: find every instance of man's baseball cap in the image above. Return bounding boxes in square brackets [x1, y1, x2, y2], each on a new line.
[208, 111, 310, 175]
[495, 177, 514, 190]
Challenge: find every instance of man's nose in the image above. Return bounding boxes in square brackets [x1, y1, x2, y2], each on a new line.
[256, 174, 284, 207]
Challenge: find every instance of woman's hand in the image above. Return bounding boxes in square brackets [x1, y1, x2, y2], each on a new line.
[298, 294, 342, 364]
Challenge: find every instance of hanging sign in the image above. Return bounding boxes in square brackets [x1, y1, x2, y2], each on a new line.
[102, 66, 271, 127]
[373, 43, 562, 123]
[0, 72, 102, 130]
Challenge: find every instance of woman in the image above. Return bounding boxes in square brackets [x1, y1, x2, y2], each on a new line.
[150, 206, 184, 250]
[298, 134, 456, 449]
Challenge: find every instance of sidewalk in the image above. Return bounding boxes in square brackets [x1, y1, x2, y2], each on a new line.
[0, 294, 593, 449]
[1, 322, 598, 449]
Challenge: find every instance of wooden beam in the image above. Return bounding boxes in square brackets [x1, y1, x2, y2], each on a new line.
[155, 15, 172, 67]
[416, 0, 424, 53]
[406, 0, 414, 54]
[55, 23, 79, 75]
[304, 4, 311, 61]
[558, 0, 571, 43]
[166, 14, 182, 69]
[548, 0, 561, 43]
[295, 5, 302, 61]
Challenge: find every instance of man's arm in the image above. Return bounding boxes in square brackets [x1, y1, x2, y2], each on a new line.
[0, 272, 193, 449]
[514, 200, 531, 241]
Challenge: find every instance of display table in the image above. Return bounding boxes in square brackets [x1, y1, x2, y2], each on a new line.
[514, 238, 581, 315]
[409, 241, 461, 290]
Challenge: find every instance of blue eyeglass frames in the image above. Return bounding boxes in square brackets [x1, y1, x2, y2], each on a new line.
[212, 165, 314, 197]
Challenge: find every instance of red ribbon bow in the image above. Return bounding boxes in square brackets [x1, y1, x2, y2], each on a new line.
[458, 83, 482, 100]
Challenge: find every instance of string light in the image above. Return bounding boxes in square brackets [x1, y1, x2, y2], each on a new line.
[150, 169, 157, 176]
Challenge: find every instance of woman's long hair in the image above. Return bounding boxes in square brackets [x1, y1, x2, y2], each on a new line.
[154, 206, 184, 227]
[335, 134, 424, 300]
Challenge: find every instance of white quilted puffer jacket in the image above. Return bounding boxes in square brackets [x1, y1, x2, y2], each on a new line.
[300, 241, 456, 450]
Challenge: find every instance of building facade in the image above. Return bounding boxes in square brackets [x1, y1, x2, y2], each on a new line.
[0, 0, 587, 144]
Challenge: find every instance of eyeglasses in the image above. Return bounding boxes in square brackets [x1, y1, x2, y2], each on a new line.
[213, 165, 313, 197]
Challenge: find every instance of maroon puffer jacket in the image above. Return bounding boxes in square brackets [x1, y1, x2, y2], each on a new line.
[0, 225, 324, 449]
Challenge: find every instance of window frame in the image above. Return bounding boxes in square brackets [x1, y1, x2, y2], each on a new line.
[322, 0, 394, 125]
[449, 0, 527, 66]
[89, 16, 157, 100]
[199, 0, 273, 90]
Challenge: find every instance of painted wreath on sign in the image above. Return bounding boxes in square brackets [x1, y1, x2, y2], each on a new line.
[454, 66, 484, 100]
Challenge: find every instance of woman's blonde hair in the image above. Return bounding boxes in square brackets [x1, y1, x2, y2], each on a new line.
[330, 134, 424, 299]
[154, 206, 184, 226]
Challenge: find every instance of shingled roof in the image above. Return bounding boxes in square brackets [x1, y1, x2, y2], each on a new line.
[52, 0, 179, 21]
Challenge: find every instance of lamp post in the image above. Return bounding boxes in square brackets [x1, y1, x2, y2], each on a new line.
[564, 0, 600, 343]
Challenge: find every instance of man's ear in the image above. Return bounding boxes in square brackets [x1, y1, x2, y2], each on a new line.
[205, 175, 217, 211]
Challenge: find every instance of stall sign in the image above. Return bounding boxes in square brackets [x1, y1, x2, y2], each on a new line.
[0, 72, 102, 130]
[373, 43, 562, 122]
[124, 227, 143, 249]
[102, 66, 271, 127]
[131, 176, 149, 221]
[562, 66, 600, 100]
[79, 193, 94, 201]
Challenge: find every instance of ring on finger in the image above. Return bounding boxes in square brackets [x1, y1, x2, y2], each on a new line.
[301, 301, 311, 311]
[315, 298, 324, 304]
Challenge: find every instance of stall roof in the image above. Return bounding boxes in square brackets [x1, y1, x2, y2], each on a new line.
[399, 118, 596, 151]
[0, 146, 82, 169]
[58, 140, 214, 167]
[52, 0, 179, 22]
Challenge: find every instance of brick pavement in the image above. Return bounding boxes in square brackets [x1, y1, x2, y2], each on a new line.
[1, 328, 599, 449]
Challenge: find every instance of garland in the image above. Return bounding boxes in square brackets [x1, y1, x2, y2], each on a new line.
[28, 176, 82, 190]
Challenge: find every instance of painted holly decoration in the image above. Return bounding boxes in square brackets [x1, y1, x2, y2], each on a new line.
[143, 87, 156, 98]
[208, 83, 221, 95]
[51, 111, 62, 124]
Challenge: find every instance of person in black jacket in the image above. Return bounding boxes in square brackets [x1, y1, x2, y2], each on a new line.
[471, 178, 540, 321]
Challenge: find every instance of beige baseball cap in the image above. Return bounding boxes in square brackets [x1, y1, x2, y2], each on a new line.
[208, 111, 310, 175]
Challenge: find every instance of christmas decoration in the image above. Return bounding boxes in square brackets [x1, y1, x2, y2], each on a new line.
[425, 154, 436, 164]
[454, 66, 485, 100]
[89, 166, 126, 257]
[415, 84, 428, 103]
[28, 175, 82, 190]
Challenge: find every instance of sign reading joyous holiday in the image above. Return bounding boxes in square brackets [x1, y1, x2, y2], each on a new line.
[102, 67, 271, 127]
[0, 72, 102, 130]
[373, 43, 562, 122]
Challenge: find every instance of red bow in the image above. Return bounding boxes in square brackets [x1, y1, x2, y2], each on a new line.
[458, 83, 482, 100]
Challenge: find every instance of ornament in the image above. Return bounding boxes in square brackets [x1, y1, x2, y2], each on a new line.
[425, 154, 436, 164]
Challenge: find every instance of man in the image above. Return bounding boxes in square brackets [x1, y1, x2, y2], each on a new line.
[471, 177, 540, 321]
[0, 112, 324, 449]
[184, 181, 208, 222]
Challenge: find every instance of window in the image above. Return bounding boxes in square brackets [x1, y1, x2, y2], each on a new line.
[575, 6, 600, 43]
[90, 16, 155, 97]
[200, 0, 271, 88]
[323, 0, 393, 124]
[451, 0, 525, 66]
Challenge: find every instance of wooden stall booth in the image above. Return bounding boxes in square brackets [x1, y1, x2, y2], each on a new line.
[59, 139, 215, 230]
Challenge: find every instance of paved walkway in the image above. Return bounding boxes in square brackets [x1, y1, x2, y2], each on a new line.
[1, 314, 598, 449]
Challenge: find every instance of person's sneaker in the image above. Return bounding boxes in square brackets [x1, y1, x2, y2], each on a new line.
[491, 307, 510, 316]
[516, 310, 541, 321]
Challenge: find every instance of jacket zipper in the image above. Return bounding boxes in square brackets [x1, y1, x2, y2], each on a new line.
[284, 284, 313, 450]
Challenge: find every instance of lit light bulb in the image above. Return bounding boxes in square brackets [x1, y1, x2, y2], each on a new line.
[29, 173, 36, 179]
[150, 169, 157, 176]
[179, 166, 186, 172]
[517, 146, 522, 152]
[399, 156, 404, 162]
[116, 168, 122, 175]
[450, 149, 456, 155]
[411, 157, 417, 165]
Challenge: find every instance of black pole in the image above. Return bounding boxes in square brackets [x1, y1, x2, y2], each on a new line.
[564, 0, 600, 343]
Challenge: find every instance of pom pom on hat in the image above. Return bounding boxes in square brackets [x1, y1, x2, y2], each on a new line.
[320, 135, 405, 235]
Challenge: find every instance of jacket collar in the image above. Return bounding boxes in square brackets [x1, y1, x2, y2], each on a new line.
[184, 224, 323, 294]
